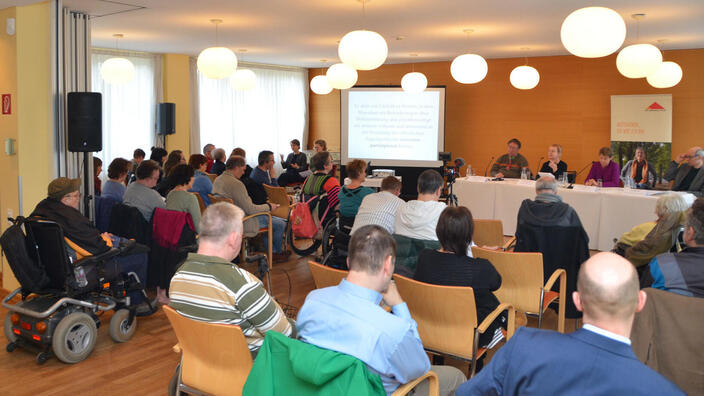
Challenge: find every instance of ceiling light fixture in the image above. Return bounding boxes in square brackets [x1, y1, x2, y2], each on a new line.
[338, 0, 388, 70]
[310, 59, 333, 95]
[326, 62, 358, 89]
[401, 54, 427, 93]
[616, 14, 662, 79]
[646, 41, 683, 88]
[510, 48, 540, 90]
[560, 7, 626, 58]
[450, 29, 488, 84]
[230, 49, 256, 90]
[100, 34, 135, 84]
[197, 19, 237, 79]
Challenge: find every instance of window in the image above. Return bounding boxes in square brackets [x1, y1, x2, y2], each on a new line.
[91, 50, 159, 166]
[198, 64, 308, 169]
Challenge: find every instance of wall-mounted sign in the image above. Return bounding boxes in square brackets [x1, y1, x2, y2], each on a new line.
[2, 94, 11, 115]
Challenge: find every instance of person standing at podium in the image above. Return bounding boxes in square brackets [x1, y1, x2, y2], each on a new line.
[490, 138, 529, 179]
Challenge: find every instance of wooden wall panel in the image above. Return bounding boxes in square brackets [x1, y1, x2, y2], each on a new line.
[309, 49, 704, 183]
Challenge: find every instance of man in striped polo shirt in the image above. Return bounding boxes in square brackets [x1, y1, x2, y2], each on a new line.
[169, 202, 296, 354]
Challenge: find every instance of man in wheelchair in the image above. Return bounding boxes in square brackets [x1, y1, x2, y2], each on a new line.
[30, 177, 153, 315]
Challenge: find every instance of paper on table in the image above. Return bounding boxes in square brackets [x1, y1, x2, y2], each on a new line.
[517, 179, 536, 186]
[466, 176, 490, 182]
[571, 184, 599, 192]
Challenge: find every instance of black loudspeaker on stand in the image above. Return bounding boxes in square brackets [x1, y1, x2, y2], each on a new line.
[67, 92, 102, 152]
[157, 102, 176, 135]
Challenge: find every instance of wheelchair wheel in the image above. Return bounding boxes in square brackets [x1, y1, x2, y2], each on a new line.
[4, 314, 17, 344]
[321, 220, 338, 258]
[109, 309, 137, 343]
[52, 312, 97, 364]
[288, 224, 322, 257]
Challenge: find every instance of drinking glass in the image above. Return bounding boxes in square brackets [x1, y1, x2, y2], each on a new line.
[597, 179, 603, 188]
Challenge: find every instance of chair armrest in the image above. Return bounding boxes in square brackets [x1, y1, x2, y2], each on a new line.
[243, 212, 272, 223]
[391, 371, 439, 396]
[75, 247, 121, 266]
[502, 236, 516, 251]
[543, 269, 566, 292]
[477, 302, 513, 335]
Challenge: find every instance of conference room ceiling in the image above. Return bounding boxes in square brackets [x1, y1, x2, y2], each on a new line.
[5, 0, 704, 67]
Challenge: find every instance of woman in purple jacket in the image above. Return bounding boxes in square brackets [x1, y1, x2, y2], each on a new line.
[585, 146, 620, 187]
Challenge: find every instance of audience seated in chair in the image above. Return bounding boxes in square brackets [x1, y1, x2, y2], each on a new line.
[250, 150, 280, 187]
[666, 146, 704, 196]
[231, 147, 253, 179]
[301, 151, 341, 226]
[123, 159, 166, 222]
[351, 176, 404, 235]
[648, 197, 704, 297]
[415, 206, 506, 352]
[297, 225, 466, 395]
[456, 252, 684, 396]
[339, 159, 374, 218]
[93, 156, 102, 196]
[212, 155, 290, 263]
[187, 154, 213, 206]
[169, 202, 296, 355]
[30, 177, 153, 315]
[165, 164, 201, 234]
[202, 143, 215, 173]
[514, 176, 589, 318]
[127, 148, 145, 184]
[210, 148, 227, 176]
[394, 169, 446, 241]
[102, 157, 130, 202]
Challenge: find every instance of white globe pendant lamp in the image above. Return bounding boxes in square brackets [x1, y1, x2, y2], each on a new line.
[510, 66, 540, 90]
[450, 29, 487, 84]
[337, 0, 387, 70]
[197, 19, 237, 79]
[560, 7, 626, 58]
[326, 63, 358, 89]
[616, 14, 662, 79]
[100, 34, 135, 85]
[402, 72, 427, 93]
[617, 43, 662, 78]
[310, 60, 333, 95]
[339, 30, 388, 70]
[230, 69, 256, 90]
[647, 61, 683, 88]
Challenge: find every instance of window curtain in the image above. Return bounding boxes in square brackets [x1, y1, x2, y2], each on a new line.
[189, 56, 201, 156]
[198, 63, 308, 171]
[91, 49, 159, 166]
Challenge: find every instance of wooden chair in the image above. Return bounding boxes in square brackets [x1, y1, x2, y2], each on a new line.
[208, 194, 233, 206]
[393, 372, 439, 396]
[393, 274, 515, 378]
[473, 219, 515, 250]
[164, 305, 253, 396]
[207, 173, 218, 183]
[190, 191, 207, 214]
[263, 184, 293, 220]
[308, 260, 347, 289]
[472, 246, 566, 333]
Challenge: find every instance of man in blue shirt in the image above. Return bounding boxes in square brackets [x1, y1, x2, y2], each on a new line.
[456, 252, 683, 396]
[250, 150, 279, 187]
[297, 225, 466, 395]
[649, 197, 704, 298]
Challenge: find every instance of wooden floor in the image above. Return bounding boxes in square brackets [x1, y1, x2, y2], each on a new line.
[0, 249, 575, 395]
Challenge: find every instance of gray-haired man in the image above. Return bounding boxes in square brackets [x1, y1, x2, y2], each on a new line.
[666, 146, 704, 196]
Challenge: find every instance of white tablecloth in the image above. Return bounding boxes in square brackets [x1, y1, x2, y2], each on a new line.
[344, 176, 402, 189]
[454, 178, 659, 251]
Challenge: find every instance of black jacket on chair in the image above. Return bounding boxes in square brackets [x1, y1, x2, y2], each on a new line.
[514, 199, 590, 318]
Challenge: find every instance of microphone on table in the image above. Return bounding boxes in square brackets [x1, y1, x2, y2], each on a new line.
[535, 156, 544, 179]
[484, 156, 495, 177]
[567, 162, 594, 189]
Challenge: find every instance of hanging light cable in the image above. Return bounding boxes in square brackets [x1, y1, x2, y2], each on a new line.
[647, 39, 683, 88]
[510, 48, 540, 90]
[100, 34, 136, 84]
[197, 19, 237, 79]
[338, 0, 388, 70]
[450, 29, 488, 84]
[616, 14, 662, 78]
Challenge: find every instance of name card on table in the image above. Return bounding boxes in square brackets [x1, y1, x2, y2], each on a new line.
[571, 184, 599, 192]
[517, 180, 536, 186]
[465, 176, 490, 182]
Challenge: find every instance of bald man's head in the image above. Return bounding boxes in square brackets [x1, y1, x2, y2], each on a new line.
[576, 252, 640, 321]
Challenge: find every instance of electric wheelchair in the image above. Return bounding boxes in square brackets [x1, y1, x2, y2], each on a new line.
[1, 217, 152, 364]
[320, 215, 355, 270]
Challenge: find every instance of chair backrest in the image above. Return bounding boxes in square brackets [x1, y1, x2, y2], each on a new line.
[393, 274, 478, 360]
[164, 305, 253, 396]
[209, 194, 234, 205]
[308, 261, 347, 289]
[472, 219, 504, 247]
[207, 173, 217, 183]
[263, 184, 290, 219]
[471, 247, 544, 313]
[24, 219, 75, 291]
[190, 192, 207, 214]
[392, 234, 440, 277]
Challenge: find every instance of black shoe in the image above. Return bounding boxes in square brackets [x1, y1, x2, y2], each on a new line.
[135, 298, 158, 317]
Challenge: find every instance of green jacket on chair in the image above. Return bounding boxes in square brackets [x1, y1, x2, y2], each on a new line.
[243, 331, 386, 396]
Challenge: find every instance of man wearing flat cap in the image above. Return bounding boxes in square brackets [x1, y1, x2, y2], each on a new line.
[31, 177, 153, 314]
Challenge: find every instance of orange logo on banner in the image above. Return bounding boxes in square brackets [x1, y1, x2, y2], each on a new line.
[645, 102, 665, 111]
